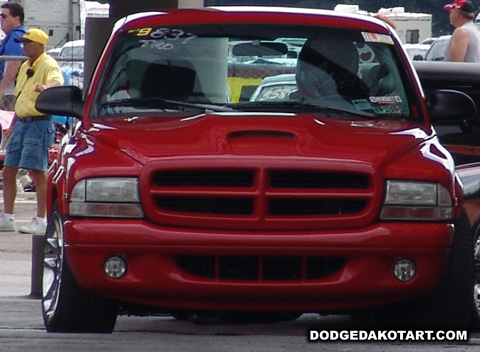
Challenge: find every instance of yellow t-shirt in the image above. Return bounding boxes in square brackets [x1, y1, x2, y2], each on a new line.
[14, 52, 64, 118]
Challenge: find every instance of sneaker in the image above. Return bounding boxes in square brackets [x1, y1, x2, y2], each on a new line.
[19, 217, 47, 235]
[0, 213, 15, 232]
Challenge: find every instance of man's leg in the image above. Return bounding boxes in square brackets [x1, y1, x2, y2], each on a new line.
[0, 165, 19, 231]
[18, 169, 48, 235]
[30, 169, 47, 218]
[2, 165, 18, 214]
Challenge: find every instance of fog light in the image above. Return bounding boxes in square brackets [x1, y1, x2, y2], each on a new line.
[392, 258, 416, 282]
[104, 256, 127, 279]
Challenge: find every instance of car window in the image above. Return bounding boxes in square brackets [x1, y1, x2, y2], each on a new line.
[60, 46, 84, 60]
[95, 24, 416, 120]
[425, 36, 450, 61]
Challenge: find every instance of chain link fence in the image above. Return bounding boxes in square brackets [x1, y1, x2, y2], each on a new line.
[0, 55, 84, 111]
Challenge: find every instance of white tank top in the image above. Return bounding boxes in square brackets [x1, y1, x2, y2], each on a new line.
[444, 21, 480, 62]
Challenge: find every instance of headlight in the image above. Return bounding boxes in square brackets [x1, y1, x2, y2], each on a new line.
[69, 177, 144, 218]
[380, 181, 453, 221]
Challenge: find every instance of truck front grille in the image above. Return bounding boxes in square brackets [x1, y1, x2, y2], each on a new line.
[270, 170, 369, 189]
[154, 170, 254, 188]
[157, 197, 254, 215]
[144, 164, 375, 230]
[176, 255, 344, 281]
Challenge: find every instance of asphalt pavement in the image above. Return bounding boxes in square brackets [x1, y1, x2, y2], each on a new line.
[0, 188, 39, 297]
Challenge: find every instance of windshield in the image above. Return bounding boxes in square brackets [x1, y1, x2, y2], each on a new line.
[95, 23, 416, 120]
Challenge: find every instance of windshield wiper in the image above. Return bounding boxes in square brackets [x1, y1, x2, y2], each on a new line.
[100, 98, 234, 113]
[234, 101, 376, 118]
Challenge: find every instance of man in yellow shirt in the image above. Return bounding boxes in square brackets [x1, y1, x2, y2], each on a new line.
[0, 28, 64, 234]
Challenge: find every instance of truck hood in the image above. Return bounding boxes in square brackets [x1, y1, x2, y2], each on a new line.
[87, 112, 434, 166]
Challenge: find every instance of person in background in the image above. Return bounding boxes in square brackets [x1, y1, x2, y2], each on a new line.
[444, 0, 480, 62]
[0, 28, 64, 234]
[0, 2, 25, 110]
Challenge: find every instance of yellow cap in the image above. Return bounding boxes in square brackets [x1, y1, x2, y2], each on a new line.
[15, 28, 49, 45]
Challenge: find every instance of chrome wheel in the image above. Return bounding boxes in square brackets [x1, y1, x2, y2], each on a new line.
[41, 207, 118, 333]
[42, 210, 64, 324]
[474, 235, 480, 322]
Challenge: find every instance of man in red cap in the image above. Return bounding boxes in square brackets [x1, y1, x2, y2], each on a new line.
[444, 0, 480, 62]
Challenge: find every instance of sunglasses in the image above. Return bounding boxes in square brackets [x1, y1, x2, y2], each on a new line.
[0, 14, 9, 19]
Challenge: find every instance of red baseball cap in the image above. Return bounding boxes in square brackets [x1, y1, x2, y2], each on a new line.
[444, 0, 475, 13]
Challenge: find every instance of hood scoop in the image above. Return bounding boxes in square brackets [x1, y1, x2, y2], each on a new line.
[227, 130, 298, 155]
[228, 130, 297, 140]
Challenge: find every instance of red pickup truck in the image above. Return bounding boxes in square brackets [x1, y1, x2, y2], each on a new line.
[36, 7, 477, 333]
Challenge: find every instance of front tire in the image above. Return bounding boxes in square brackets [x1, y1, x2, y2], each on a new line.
[471, 223, 480, 328]
[375, 210, 473, 329]
[42, 207, 118, 333]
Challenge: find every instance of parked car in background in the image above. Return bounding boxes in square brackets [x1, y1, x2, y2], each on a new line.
[57, 39, 84, 88]
[419, 37, 437, 45]
[51, 39, 84, 129]
[47, 47, 62, 58]
[58, 39, 85, 60]
[424, 35, 451, 61]
[47, 39, 85, 61]
[36, 7, 476, 333]
[404, 43, 431, 60]
[249, 73, 297, 102]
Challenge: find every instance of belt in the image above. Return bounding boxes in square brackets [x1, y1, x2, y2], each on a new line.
[17, 116, 51, 123]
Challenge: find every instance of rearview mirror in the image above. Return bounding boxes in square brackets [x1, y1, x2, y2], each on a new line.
[231, 41, 289, 57]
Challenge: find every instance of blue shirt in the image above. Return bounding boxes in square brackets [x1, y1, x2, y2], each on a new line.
[0, 25, 26, 81]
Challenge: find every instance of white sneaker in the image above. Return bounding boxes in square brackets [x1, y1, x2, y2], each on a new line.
[0, 213, 15, 232]
[19, 217, 47, 235]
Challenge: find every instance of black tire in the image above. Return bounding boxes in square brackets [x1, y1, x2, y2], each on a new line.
[42, 207, 119, 333]
[471, 223, 480, 329]
[375, 210, 473, 329]
[171, 311, 190, 321]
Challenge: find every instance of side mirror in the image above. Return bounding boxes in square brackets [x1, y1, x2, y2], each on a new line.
[428, 89, 477, 122]
[36, 86, 84, 118]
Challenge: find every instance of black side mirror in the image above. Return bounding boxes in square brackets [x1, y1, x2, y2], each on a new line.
[428, 89, 477, 122]
[36, 86, 84, 118]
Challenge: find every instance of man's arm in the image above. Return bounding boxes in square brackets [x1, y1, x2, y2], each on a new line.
[374, 13, 397, 31]
[34, 61, 65, 93]
[4, 112, 17, 139]
[449, 27, 470, 61]
[0, 60, 22, 105]
[0, 60, 21, 91]
[34, 79, 62, 93]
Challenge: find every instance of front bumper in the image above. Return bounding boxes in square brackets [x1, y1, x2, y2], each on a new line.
[65, 220, 453, 312]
